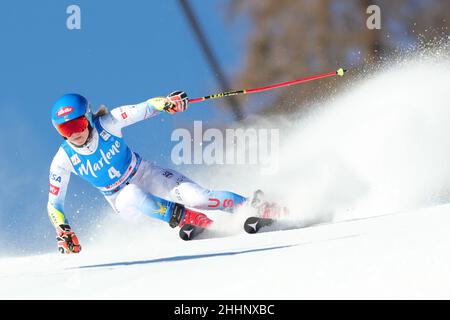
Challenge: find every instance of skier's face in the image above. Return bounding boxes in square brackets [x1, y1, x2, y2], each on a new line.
[67, 127, 90, 146]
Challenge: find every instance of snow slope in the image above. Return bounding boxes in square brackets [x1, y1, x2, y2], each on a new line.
[1, 203, 450, 299]
[2, 52, 450, 299]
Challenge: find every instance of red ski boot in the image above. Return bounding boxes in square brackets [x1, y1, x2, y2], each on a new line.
[180, 208, 213, 228]
[243, 190, 289, 234]
[248, 190, 289, 219]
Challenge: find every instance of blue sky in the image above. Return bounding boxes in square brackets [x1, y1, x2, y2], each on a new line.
[0, 0, 248, 255]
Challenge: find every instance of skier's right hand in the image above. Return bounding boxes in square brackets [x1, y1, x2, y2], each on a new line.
[56, 224, 82, 254]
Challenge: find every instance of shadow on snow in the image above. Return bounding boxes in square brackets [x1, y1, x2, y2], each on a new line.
[71, 245, 297, 270]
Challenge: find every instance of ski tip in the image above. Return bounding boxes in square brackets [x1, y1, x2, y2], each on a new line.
[244, 217, 275, 234]
[244, 220, 259, 234]
[179, 224, 194, 241]
[179, 224, 205, 241]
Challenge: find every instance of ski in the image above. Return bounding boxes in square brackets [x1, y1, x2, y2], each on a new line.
[244, 217, 275, 234]
[179, 224, 206, 241]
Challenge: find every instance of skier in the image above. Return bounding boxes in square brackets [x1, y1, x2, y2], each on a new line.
[48, 92, 286, 254]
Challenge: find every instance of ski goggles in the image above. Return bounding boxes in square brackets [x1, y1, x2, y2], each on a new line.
[55, 116, 89, 138]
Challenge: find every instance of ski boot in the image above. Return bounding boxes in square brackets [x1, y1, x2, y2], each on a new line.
[179, 208, 213, 241]
[247, 190, 289, 219]
[243, 190, 289, 234]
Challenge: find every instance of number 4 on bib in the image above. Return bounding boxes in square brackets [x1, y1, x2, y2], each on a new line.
[108, 166, 121, 179]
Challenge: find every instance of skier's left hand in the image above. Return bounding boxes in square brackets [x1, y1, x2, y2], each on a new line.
[164, 91, 189, 114]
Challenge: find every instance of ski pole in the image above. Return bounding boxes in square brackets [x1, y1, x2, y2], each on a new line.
[189, 68, 347, 104]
